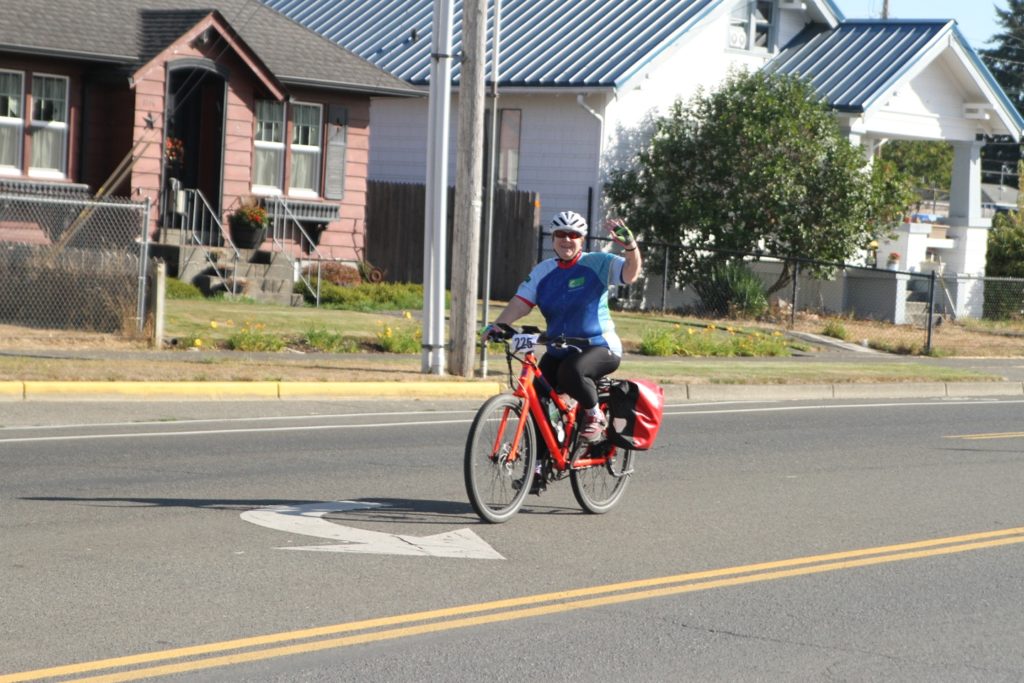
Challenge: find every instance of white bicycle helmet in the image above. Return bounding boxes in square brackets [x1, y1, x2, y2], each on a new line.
[550, 210, 588, 236]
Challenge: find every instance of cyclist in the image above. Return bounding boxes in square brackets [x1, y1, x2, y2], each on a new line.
[482, 210, 642, 443]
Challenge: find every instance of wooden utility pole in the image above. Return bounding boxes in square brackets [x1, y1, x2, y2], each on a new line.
[449, 0, 486, 377]
[882, 0, 889, 19]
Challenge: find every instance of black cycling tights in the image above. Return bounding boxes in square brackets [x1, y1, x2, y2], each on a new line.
[538, 346, 621, 410]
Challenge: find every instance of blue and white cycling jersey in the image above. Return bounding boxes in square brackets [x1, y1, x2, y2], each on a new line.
[513, 252, 627, 358]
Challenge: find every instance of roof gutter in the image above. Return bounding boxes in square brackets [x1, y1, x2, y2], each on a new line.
[577, 93, 606, 230]
[0, 43, 134, 65]
[279, 76, 424, 98]
[577, 93, 603, 127]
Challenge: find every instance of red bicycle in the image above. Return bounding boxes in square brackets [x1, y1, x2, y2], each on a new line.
[465, 324, 635, 523]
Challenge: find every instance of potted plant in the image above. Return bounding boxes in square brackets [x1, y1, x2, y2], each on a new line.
[886, 251, 900, 270]
[228, 200, 268, 249]
[164, 136, 184, 179]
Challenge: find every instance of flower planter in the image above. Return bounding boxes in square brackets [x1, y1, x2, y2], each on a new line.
[230, 221, 267, 249]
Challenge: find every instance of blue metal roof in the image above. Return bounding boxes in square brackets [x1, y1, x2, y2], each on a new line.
[766, 20, 950, 112]
[262, 0, 719, 87]
[766, 19, 1024, 135]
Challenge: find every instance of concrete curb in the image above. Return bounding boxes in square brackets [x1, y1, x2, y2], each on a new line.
[0, 381, 23, 400]
[5, 380, 506, 401]
[1, 380, 1022, 401]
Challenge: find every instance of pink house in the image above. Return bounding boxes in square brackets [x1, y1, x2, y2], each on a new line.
[0, 0, 420, 270]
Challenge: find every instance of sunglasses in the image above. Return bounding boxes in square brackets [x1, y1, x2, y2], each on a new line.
[553, 230, 582, 239]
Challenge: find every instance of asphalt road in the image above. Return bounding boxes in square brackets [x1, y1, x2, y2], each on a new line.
[3, 396, 1024, 681]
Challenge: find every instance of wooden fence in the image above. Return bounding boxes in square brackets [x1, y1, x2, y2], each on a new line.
[365, 181, 540, 300]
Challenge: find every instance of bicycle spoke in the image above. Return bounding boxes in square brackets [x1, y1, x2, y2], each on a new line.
[465, 394, 536, 523]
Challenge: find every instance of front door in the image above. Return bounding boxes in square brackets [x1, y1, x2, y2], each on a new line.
[164, 66, 225, 245]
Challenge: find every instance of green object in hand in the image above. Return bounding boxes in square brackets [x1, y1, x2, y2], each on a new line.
[613, 223, 635, 247]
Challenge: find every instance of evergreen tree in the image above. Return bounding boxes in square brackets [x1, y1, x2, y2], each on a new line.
[980, 0, 1024, 187]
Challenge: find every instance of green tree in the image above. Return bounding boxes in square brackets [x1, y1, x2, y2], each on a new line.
[879, 140, 953, 203]
[980, 0, 1024, 187]
[605, 70, 913, 300]
[987, 163, 1024, 278]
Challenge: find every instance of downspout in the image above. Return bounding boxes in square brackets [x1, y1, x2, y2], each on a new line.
[577, 93, 605, 249]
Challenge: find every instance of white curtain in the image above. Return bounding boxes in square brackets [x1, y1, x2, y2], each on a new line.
[253, 100, 285, 189]
[0, 124, 18, 167]
[290, 104, 321, 192]
[253, 146, 283, 188]
[0, 72, 22, 168]
[30, 126, 63, 172]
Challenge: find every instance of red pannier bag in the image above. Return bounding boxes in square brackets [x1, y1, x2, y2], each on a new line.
[606, 379, 664, 451]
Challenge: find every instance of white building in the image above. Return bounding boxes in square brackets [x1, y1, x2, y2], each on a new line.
[265, 0, 1023, 316]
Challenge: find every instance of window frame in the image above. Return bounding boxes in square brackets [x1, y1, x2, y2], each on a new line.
[27, 72, 69, 179]
[0, 69, 24, 175]
[484, 107, 522, 190]
[727, 0, 776, 53]
[288, 101, 323, 198]
[252, 98, 285, 196]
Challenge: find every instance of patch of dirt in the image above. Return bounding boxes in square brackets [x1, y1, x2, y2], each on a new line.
[0, 325, 149, 351]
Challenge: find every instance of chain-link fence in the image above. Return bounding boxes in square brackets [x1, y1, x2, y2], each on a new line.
[531, 232, 1024, 355]
[0, 181, 151, 335]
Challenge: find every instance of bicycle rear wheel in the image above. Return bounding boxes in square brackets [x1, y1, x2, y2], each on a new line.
[570, 442, 634, 514]
[464, 394, 537, 523]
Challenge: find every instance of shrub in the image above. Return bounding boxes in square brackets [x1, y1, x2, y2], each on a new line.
[638, 324, 790, 357]
[165, 277, 204, 300]
[305, 281, 426, 311]
[703, 262, 768, 318]
[375, 319, 422, 353]
[638, 328, 676, 356]
[821, 319, 850, 341]
[305, 327, 361, 353]
[307, 262, 362, 286]
[226, 322, 285, 351]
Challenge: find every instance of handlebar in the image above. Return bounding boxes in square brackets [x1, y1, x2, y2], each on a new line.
[488, 323, 590, 350]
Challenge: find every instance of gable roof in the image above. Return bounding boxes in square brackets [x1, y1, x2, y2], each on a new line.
[263, 0, 842, 88]
[0, 0, 420, 96]
[766, 20, 1024, 138]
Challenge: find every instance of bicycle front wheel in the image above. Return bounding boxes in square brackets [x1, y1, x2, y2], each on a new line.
[464, 393, 537, 523]
[570, 443, 634, 514]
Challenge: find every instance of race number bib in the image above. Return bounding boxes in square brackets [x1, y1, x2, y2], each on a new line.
[511, 333, 539, 353]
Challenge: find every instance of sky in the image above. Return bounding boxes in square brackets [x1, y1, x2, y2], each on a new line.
[832, 1, 1007, 49]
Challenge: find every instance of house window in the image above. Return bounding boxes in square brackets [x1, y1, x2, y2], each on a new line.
[253, 99, 284, 192]
[289, 103, 322, 196]
[0, 70, 23, 173]
[484, 108, 522, 189]
[29, 74, 68, 177]
[728, 1, 774, 51]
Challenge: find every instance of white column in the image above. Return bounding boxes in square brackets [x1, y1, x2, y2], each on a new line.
[949, 140, 984, 226]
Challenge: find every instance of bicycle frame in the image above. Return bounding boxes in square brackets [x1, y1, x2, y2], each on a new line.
[499, 343, 614, 472]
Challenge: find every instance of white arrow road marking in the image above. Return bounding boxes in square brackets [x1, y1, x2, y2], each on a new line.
[240, 501, 504, 560]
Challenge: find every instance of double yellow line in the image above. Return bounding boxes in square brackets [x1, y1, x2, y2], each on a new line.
[7, 525, 1024, 682]
[947, 431, 1024, 440]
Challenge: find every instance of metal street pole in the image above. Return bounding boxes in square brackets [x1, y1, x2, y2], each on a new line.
[422, 0, 454, 374]
[479, 0, 501, 378]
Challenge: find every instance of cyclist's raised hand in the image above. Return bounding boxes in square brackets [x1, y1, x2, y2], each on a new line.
[606, 217, 636, 250]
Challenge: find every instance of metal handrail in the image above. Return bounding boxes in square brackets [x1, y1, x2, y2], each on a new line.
[180, 189, 240, 295]
[264, 196, 327, 307]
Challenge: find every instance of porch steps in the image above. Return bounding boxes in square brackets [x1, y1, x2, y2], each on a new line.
[162, 232, 301, 305]
[905, 300, 930, 327]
